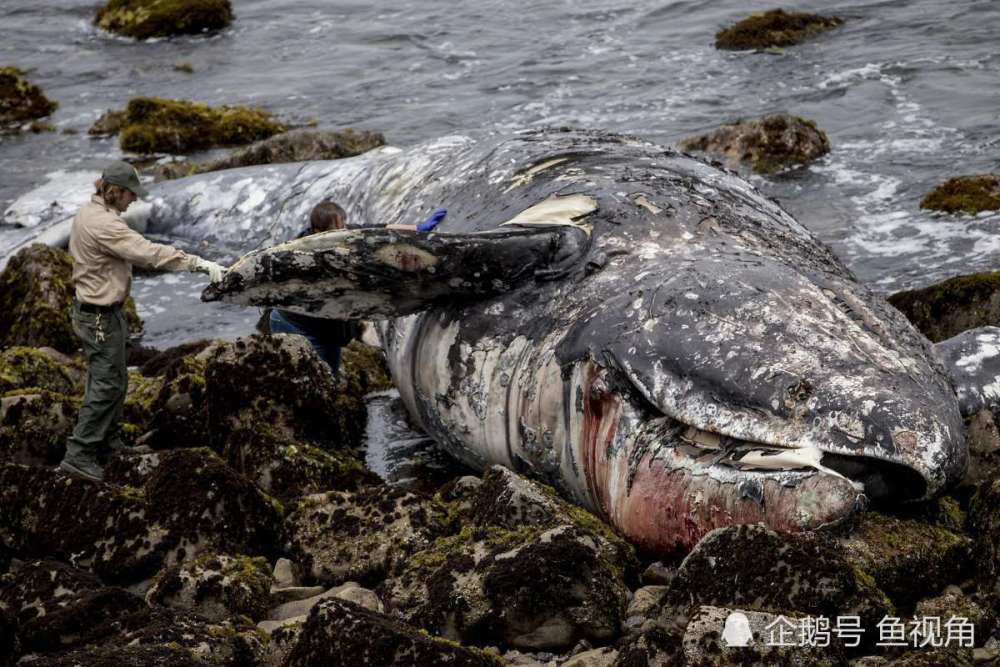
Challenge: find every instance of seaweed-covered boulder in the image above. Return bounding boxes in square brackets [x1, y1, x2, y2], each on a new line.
[0, 244, 143, 353]
[15, 586, 146, 655]
[153, 128, 387, 180]
[88, 108, 126, 136]
[383, 466, 636, 651]
[95, 0, 234, 40]
[284, 597, 499, 667]
[0, 346, 82, 396]
[119, 97, 285, 154]
[224, 420, 378, 501]
[284, 486, 450, 585]
[715, 9, 844, 50]
[661, 525, 893, 638]
[888, 271, 1000, 342]
[0, 450, 283, 587]
[920, 175, 1000, 215]
[141, 350, 210, 448]
[0, 559, 103, 622]
[839, 511, 973, 610]
[682, 605, 844, 666]
[678, 113, 830, 174]
[612, 624, 684, 667]
[0, 67, 57, 129]
[145, 552, 272, 622]
[0, 391, 79, 465]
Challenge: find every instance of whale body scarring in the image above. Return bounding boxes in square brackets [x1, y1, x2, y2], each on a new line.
[2, 129, 972, 554]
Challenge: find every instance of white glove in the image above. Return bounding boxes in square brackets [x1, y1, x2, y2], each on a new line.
[190, 256, 226, 283]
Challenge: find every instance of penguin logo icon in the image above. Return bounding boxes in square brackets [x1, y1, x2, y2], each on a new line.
[722, 611, 753, 647]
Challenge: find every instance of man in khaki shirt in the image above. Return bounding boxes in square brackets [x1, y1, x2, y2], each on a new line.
[60, 160, 225, 482]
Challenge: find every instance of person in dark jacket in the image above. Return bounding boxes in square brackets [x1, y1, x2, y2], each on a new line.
[267, 200, 361, 377]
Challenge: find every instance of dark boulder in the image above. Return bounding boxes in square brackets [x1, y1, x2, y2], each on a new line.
[888, 271, 1000, 342]
[678, 113, 830, 174]
[715, 9, 844, 50]
[0, 67, 57, 130]
[0, 244, 143, 353]
[284, 597, 500, 667]
[153, 128, 387, 180]
[95, 0, 234, 40]
[0, 391, 79, 465]
[145, 552, 272, 622]
[920, 174, 1000, 215]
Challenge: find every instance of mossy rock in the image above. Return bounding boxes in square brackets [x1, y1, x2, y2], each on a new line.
[144, 353, 210, 448]
[152, 128, 387, 180]
[0, 391, 79, 465]
[678, 113, 830, 174]
[914, 590, 994, 644]
[661, 524, 893, 649]
[285, 486, 451, 586]
[119, 96, 286, 154]
[888, 271, 1000, 342]
[88, 109, 126, 136]
[224, 418, 379, 501]
[0, 244, 143, 353]
[920, 175, 1000, 215]
[95, 0, 233, 40]
[285, 597, 500, 667]
[0, 346, 82, 396]
[0, 67, 57, 128]
[0, 559, 104, 623]
[382, 466, 636, 652]
[29, 644, 204, 667]
[715, 9, 844, 50]
[145, 552, 273, 622]
[839, 511, 973, 611]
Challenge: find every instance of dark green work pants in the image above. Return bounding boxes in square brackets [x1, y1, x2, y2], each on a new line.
[64, 301, 128, 464]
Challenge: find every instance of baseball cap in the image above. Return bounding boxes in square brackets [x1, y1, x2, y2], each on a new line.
[102, 160, 149, 199]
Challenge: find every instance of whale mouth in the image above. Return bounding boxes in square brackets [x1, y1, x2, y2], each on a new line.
[677, 425, 927, 502]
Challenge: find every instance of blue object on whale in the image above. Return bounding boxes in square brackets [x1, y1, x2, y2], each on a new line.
[417, 208, 447, 232]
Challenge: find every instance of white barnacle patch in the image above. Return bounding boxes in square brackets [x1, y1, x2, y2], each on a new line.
[956, 337, 1000, 374]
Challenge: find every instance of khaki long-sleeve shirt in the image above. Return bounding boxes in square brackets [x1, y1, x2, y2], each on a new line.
[70, 195, 194, 305]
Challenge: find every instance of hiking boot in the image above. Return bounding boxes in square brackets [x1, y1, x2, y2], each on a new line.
[58, 457, 104, 483]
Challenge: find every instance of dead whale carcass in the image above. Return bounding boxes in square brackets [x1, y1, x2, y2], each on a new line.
[200, 128, 967, 555]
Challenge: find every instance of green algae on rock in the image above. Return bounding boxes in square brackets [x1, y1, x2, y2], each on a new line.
[153, 128, 387, 180]
[0, 67, 57, 129]
[888, 270, 1000, 343]
[920, 174, 1000, 215]
[119, 97, 286, 154]
[88, 108, 126, 136]
[678, 113, 830, 174]
[94, 0, 234, 40]
[0, 347, 82, 396]
[0, 244, 144, 353]
[715, 9, 844, 50]
[145, 552, 273, 622]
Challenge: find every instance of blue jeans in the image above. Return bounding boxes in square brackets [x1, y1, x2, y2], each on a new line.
[269, 310, 342, 377]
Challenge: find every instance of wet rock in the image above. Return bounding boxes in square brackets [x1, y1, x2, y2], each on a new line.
[678, 113, 830, 174]
[284, 597, 499, 666]
[715, 9, 844, 50]
[888, 271, 1000, 342]
[272, 557, 299, 589]
[840, 511, 973, 610]
[223, 420, 378, 501]
[88, 108, 126, 136]
[612, 624, 684, 666]
[284, 486, 450, 585]
[681, 605, 844, 666]
[95, 0, 234, 40]
[0, 449, 282, 588]
[661, 525, 893, 639]
[145, 552, 272, 622]
[140, 348, 211, 448]
[266, 581, 383, 621]
[118, 96, 285, 154]
[920, 175, 1000, 215]
[153, 128, 387, 180]
[384, 466, 636, 651]
[337, 339, 394, 444]
[914, 589, 993, 645]
[0, 346, 82, 396]
[0, 67, 57, 130]
[0, 244, 142, 353]
[0, 391, 78, 465]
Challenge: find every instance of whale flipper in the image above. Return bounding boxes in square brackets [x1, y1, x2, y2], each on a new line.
[203, 224, 591, 319]
[935, 326, 1000, 416]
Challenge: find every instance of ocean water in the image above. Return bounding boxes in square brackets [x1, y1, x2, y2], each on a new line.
[1, 0, 998, 346]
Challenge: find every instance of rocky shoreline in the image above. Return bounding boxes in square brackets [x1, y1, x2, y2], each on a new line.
[2, 240, 1000, 667]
